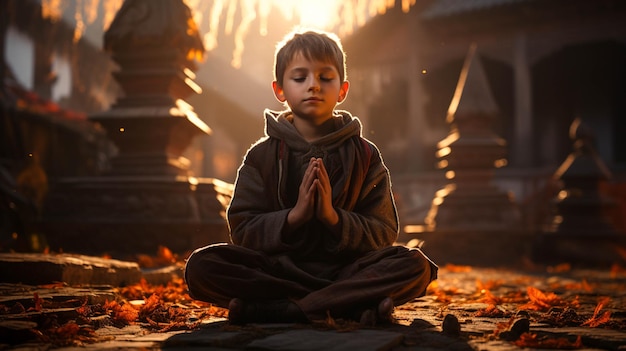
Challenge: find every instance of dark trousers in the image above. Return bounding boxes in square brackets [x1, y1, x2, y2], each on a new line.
[184, 244, 437, 320]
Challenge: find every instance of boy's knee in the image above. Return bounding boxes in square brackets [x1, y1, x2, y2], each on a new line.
[405, 248, 437, 281]
[184, 247, 204, 274]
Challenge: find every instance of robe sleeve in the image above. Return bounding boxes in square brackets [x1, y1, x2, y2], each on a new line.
[226, 143, 293, 254]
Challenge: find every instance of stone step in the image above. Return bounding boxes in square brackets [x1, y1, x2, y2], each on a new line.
[0, 253, 141, 286]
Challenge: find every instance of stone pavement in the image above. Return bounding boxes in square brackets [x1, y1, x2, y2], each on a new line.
[1, 253, 625, 350]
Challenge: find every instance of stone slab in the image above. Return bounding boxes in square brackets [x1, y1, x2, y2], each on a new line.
[141, 264, 184, 286]
[0, 283, 117, 305]
[533, 326, 626, 350]
[0, 253, 141, 286]
[163, 329, 246, 347]
[246, 329, 404, 351]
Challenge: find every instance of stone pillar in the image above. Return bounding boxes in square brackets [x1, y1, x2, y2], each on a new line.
[41, 0, 232, 256]
[415, 44, 526, 267]
[533, 118, 625, 267]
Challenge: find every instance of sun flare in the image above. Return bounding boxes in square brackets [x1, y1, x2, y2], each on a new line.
[297, 0, 341, 30]
[199, 0, 415, 68]
[41, 0, 417, 69]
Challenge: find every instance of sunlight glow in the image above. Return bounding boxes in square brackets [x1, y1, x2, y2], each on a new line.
[494, 158, 508, 168]
[298, 0, 340, 29]
[403, 225, 425, 234]
[200, 0, 416, 68]
[41, 0, 418, 69]
[447, 43, 478, 123]
[41, 0, 63, 22]
[436, 146, 451, 158]
[42, 0, 125, 43]
[199, 0, 417, 68]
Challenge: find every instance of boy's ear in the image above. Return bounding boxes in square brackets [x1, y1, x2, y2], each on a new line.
[337, 80, 350, 103]
[272, 81, 286, 102]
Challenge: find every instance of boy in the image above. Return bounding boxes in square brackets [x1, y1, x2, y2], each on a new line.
[185, 29, 437, 325]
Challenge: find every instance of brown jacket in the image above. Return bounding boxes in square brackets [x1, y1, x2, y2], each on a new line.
[227, 109, 399, 270]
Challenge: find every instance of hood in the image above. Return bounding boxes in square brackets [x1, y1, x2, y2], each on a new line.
[263, 109, 362, 153]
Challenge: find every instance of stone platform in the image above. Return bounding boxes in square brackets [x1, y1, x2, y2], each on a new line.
[1, 254, 625, 350]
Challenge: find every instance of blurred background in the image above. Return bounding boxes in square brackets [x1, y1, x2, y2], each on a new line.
[1, 0, 625, 265]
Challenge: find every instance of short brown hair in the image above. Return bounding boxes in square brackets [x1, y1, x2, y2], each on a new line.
[274, 29, 347, 87]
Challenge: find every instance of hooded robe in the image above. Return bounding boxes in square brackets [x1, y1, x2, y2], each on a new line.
[185, 109, 437, 320]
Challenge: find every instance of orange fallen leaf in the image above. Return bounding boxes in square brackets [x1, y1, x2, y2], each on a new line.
[479, 290, 504, 305]
[581, 297, 611, 328]
[559, 279, 594, 293]
[476, 304, 508, 318]
[476, 279, 504, 293]
[519, 287, 577, 312]
[30, 292, 43, 312]
[610, 263, 626, 278]
[548, 263, 571, 273]
[104, 300, 138, 326]
[38, 282, 67, 289]
[157, 246, 176, 264]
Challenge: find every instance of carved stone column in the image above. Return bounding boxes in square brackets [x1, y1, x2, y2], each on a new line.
[41, 0, 232, 256]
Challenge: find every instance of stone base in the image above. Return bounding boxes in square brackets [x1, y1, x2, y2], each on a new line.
[40, 176, 232, 256]
[40, 221, 229, 257]
[532, 232, 626, 268]
[412, 229, 533, 267]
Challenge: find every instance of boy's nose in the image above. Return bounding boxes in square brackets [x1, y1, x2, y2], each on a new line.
[308, 78, 320, 91]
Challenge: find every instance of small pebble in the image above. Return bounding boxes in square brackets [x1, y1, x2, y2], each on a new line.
[442, 314, 461, 337]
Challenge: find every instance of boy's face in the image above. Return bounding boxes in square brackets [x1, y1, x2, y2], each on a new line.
[272, 52, 349, 123]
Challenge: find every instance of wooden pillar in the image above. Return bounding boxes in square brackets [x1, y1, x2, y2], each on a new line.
[513, 32, 533, 167]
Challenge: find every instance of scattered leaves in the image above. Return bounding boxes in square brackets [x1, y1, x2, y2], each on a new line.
[37, 321, 98, 346]
[514, 333, 583, 349]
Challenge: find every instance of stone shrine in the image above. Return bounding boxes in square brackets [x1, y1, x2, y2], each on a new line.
[533, 118, 626, 266]
[415, 44, 527, 267]
[40, 0, 232, 256]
